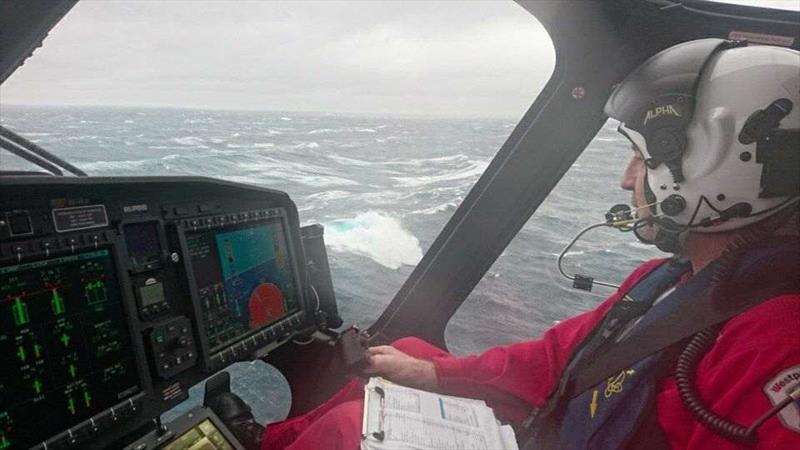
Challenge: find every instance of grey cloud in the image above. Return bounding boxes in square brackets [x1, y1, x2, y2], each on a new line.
[2, 1, 553, 118]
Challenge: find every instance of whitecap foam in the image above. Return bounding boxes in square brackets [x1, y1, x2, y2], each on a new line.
[226, 142, 274, 149]
[66, 135, 99, 141]
[280, 117, 292, 121]
[172, 136, 207, 147]
[239, 157, 359, 187]
[124, 119, 135, 124]
[307, 128, 338, 135]
[79, 159, 149, 172]
[325, 211, 422, 270]
[326, 154, 374, 167]
[392, 159, 489, 187]
[304, 190, 353, 202]
[382, 154, 470, 167]
[307, 127, 376, 135]
[149, 145, 189, 150]
[410, 200, 460, 215]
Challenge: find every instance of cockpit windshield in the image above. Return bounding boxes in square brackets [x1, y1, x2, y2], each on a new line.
[2, 2, 561, 331]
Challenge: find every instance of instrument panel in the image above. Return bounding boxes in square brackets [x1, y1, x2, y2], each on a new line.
[0, 176, 315, 449]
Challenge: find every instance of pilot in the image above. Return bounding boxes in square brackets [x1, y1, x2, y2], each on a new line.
[259, 39, 800, 449]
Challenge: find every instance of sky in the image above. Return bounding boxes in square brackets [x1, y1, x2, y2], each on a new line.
[1, 0, 796, 119]
[0, 1, 553, 119]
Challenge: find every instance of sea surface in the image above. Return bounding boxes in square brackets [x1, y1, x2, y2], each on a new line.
[0, 104, 661, 424]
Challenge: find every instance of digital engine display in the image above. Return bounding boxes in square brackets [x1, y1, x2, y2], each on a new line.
[0, 249, 141, 449]
[187, 218, 300, 352]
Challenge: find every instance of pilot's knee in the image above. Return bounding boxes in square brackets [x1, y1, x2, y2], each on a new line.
[286, 400, 363, 450]
[391, 337, 449, 360]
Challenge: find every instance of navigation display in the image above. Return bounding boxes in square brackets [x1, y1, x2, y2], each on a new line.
[0, 249, 141, 449]
[187, 219, 300, 352]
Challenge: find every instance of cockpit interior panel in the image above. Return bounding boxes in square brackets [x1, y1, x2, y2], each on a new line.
[0, 176, 315, 449]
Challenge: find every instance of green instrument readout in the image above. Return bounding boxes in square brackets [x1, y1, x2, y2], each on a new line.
[0, 249, 141, 449]
[162, 419, 234, 450]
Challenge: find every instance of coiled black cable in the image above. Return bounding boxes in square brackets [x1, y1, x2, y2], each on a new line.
[674, 326, 756, 445]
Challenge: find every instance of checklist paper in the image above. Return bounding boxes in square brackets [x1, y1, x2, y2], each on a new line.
[361, 377, 519, 450]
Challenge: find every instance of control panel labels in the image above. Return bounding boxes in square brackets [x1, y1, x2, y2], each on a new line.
[161, 382, 184, 402]
[52, 204, 109, 232]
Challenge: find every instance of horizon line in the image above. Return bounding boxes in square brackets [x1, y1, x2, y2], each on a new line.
[0, 101, 523, 122]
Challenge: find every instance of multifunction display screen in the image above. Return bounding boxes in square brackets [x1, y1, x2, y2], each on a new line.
[0, 249, 141, 449]
[187, 219, 300, 352]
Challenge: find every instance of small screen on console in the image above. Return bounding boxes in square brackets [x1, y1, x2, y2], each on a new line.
[186, 218, 300, 352]
[162, 418, 233, 450]
[0, 249, 141, 449]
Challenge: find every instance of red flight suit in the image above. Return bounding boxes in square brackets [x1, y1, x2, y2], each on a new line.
[261, 259, 800, 449]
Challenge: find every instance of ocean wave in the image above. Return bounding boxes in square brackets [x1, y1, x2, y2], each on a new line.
[304, 190, 353, 202]
[209, 149, 239, 155]
[410, 200, 460, 215]
[326, 154, 374, 167]
[225, 142, 274, 149]
[240, 158, 359, 188]
[325, 211, 422, 270]
[307, 128, 337, 135]
[66, 135, 99, 141]
[392, 160, 489, 187]
[79, 159, 150, 172]
[307, 127, 377, 135]
[172, 136, 207, 147]
[383, 154, 471, 167]
[149, 145, 191, 150]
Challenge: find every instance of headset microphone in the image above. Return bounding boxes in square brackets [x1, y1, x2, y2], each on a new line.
[558, 204, 642, 291]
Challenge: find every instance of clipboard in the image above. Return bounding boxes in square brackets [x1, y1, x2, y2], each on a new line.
[360, 377, 519, 450]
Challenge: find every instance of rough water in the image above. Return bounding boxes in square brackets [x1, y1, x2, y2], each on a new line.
[0, 105, 661, 424]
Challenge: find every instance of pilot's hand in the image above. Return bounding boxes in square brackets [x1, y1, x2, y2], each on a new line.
[363, 345, 438, 391]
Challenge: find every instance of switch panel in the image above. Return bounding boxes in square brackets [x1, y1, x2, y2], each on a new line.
[149, 317, 197, 379]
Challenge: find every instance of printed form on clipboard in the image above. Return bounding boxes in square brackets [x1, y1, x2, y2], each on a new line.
[361, 377, 519, 450]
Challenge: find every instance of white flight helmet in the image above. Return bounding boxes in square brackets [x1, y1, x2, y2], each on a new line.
[606, 39, 800, 247]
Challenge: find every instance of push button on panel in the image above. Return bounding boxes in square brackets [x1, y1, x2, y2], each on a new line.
[7, 211, 33, 236]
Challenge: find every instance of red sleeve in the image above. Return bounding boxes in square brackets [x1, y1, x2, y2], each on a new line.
[657, 294, 800, 449]
[430, 259, 666, 421]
